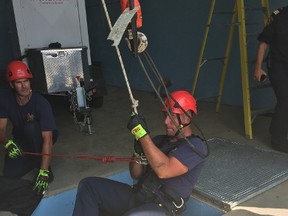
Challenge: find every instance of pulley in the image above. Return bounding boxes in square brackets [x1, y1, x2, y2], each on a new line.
[126, 31, 148, 53]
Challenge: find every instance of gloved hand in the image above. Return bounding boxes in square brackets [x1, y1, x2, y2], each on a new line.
[133, 139, 144, 156]
[33, 169, 49, 194]
[133, 139, 148, 165]
[127, 112, 149, 140]
[4, 140, 22, 159]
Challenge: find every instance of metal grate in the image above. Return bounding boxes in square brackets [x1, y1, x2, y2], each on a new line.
[192, 137, 288, 212]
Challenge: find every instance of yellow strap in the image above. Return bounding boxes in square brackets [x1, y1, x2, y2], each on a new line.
[131, 124, 147, 140]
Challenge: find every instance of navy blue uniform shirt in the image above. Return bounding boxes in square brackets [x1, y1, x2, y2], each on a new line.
[0, 89, 56, 142]
[152, 135, 206, 198]
[257, 6, 288, 66]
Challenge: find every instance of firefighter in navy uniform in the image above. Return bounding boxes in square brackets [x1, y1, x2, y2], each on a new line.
[0, 60, 58, 194]
[254, 6, 288, 153]
[72, 90, 208, 216]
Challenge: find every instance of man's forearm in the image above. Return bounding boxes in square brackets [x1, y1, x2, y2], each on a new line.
[40, 142, 52, 170]
[0, 131, 9, 146]
[255, 42, 268, 70]
[140, 135, 170, 176]
[129, 157, 146, 179]
[40, 131, 53, 170]
[0, 119, 9, 145]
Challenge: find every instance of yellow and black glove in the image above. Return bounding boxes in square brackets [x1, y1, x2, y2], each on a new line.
[4, 140, 22, 159]
[127, 112, 149, 140]
[33, 169, 49, 194]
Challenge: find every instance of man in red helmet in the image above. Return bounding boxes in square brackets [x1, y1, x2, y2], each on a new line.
[0, 60, 57, 194]
[73, 90, 208, 216]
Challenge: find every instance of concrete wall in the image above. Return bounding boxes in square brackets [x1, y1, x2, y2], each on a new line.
[0, 0, 285, 108]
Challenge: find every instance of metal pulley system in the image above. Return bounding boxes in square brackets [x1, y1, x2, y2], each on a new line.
[125, 31, 148, 54]
[68, 79, 94, 135]
[108, 0, 148, 54]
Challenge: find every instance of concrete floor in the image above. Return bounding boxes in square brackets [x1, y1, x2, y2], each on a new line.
[0, 85, 287, 215]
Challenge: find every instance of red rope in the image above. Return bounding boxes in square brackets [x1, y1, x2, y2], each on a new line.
[22, 151, 136, 163]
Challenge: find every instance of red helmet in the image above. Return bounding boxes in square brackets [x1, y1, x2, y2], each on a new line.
[6, 60, 32, 81]
[163, 90, 197, 115]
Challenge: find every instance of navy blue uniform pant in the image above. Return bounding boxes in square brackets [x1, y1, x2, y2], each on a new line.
[72, 177, 170, 216]
[3, 122, 57, 178]
[268, 63, 288, 148]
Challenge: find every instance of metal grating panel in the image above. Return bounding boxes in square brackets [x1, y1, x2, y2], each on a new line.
[192, 137, 288, 212]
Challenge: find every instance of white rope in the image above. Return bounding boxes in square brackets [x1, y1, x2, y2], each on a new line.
[100, 0, 138, 114]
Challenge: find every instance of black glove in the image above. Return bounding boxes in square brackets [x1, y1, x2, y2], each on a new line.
[127, 112, 149, 140]
[133, 139, 148, 165]
[133, 139, 144, 156]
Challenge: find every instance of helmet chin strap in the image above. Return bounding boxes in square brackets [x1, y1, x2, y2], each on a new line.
[174, 114, 191, 137]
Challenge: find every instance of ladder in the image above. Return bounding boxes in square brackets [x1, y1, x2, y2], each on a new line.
[192, 0, 270, 139]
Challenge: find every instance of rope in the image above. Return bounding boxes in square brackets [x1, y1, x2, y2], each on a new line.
[100, 0, 139, 113]
[22, 151, 136, 163]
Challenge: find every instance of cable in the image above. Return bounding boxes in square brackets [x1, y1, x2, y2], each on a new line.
[137, 50, 209, 158]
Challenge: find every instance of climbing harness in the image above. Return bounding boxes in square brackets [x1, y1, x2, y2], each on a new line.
[132, 136, 202, 215]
